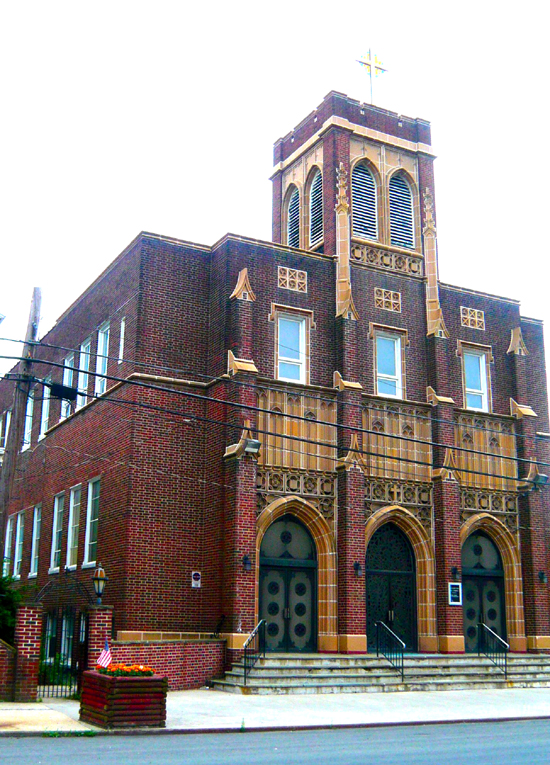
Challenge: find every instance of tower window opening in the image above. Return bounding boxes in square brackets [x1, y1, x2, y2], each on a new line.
[309, 170, 323, 247]
[287, 187, 300, 248]
[352, 164, 377, 240]
[389, 174, 414, 249]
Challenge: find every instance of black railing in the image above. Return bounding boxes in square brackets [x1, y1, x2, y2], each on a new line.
[478, 622, 509, 678]
[243, 619, 266, 686]
[375, 621, 405, 682]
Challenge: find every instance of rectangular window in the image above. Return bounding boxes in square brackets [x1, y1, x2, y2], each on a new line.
[66, 485, 81, 569]
[21, 391, 34, 451]
[13, 512, 25, 578]
[463, 350, 489, 411]
[60, 354, 74, 420]
[84, 479, 100, 566]
[376, 333, 403, 398]
[95, 323, 110, 396]
[3, 516, 14, 576]
[118, 317, 126, 364]
[39, 378, 51, 440]
[76, 338, 91, 410]
[277, 315, 306, 383]
[61, 611, 75, 660]
[0, 410, 11, 452]
[44, 613, 57, 661]
[29, 505, 41, 577]
[50, 494, 64, 572]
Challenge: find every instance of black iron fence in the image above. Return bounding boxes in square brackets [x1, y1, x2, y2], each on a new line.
[38, 606, 88, 698]
[243, 619, 266, 686]
[478, 622, 509, 678]
[375, 621, 405, 682]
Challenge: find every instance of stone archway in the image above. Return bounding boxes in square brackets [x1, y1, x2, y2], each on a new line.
[256, 496, 337, 652]
[460, 513, 526, 652]
[365, 505, 437, 652]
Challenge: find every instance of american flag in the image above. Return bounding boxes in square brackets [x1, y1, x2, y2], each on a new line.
[97, 638, 112, 668]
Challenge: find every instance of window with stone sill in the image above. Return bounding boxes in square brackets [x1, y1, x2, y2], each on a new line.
[458, 341, 493, 413]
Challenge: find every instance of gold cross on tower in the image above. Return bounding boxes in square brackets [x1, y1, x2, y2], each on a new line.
[357, 50, 387, 105]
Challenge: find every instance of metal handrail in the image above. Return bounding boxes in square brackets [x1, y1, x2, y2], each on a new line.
[375, 621, 405, 682]
[243, 619, 266, 686]
[478, 622, 509, 678]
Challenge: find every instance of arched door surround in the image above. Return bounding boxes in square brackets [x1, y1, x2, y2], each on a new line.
[259, 515, 317, 652]
[365, 505, 437, 653]
[366, 522, 417, 651]
[460, 514, 526, 653]
[462, 530, 506, 652]
[256, 496, 337, 652]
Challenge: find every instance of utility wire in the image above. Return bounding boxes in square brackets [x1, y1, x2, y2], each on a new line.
[0, 352, 545, 474]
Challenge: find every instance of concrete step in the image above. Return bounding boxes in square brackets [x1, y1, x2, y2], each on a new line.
[213, 652, 550, 694]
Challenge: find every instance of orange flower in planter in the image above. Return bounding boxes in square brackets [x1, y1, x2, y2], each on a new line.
[96, 663, 154, 677]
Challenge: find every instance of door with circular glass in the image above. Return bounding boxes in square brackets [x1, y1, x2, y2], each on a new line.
[462, 531, 506, 652]
[259, 515, 317, 653]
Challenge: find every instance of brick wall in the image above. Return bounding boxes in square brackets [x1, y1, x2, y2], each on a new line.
[106, 640, 225, 691]
[0, 639, 15, 701]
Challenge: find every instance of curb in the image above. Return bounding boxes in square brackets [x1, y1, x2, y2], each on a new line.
[3, 714, 550, 737]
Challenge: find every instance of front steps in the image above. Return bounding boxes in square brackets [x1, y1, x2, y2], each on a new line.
[213, 653, 550, 694]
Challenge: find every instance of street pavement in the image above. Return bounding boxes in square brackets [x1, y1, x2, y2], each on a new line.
[3, 686, 550, 735]
[3, 721, 550, 765]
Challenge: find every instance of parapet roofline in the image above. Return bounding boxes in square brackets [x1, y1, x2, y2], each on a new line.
[274, 90, 430, 146]
[440, 282, 521, 306]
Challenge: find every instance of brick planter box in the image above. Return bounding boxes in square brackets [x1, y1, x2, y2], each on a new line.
[80, 670, 167, 729]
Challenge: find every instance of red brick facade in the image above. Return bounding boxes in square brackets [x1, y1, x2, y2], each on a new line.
[1, 91, 550, 665]
[0, 639, 15, 700]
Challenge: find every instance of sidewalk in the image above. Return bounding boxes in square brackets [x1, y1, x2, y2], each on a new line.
[3, 686, 550, 735]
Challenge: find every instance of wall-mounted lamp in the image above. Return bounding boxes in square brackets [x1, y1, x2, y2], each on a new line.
[539, 571, 548, 584]
[533, 474, 549, 489]
[243, 439, 261, 455]
[242, 555, 252, 572]
[92, 564, 109, 605]
[451, 566, 461, 580]
[353, 561, 363, 577]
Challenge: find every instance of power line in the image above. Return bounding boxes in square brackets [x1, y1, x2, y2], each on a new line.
[2, 333, 547, 447]
[0, 352, 546, 475]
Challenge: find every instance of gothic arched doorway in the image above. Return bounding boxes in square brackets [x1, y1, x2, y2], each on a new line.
[365, 522, 417, 651]
[462, 530, 506, 652]
[259, 514, 317, 652]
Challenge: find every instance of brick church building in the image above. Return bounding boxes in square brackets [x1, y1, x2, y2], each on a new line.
[2, 90, 550, 672]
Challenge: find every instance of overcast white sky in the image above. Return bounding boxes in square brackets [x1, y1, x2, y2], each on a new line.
[1, 1, 548, 384]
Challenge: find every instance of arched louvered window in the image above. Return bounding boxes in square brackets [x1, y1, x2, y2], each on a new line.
[389, 174, 414, 248]
[309, 170, 323, 247]
[351, 164, 377, 240]
[287, 187, 300, 248]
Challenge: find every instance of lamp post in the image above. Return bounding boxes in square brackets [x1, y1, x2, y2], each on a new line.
[92, 563, 108, 605]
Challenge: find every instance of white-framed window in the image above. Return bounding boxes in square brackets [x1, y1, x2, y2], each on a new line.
[389, 174, 414, 249]
[118, 317, 126, 364]
[66, 485, 81, 569]
[29, 505, 41, 577]
[3, 515, 14, 576]
[375, 333, 403, 399]
[463, 350, 489, 412]
[39, 378, 51, 440]
[0, 410, 11, 454]
[286, 187, 300, 248]
[352, 163, 377, 240]
[309, 169, 323, 248]
[13, 511, 25, 578]
[44, 613, 57, 661]
[60, 611, 75, 660]
[277, 315, 306, 384]
[49, 494, 64, 573]
[83, 479, 100, 566]
[60, 354, 74, 420]
[95, 323, 110, 396]
[21, 390, 34, 451]
[76, 338, 91, 410]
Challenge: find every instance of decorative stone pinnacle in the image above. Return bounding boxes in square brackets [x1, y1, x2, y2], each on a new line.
[423, 187, 436, 235]
[335, 162, 349, 213]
